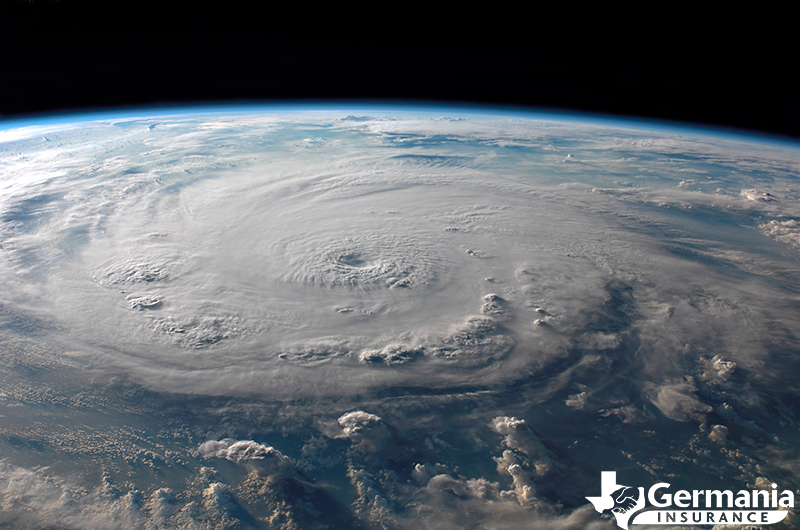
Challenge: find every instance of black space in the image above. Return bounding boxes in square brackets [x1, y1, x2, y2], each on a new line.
[1, 2, 797, 139]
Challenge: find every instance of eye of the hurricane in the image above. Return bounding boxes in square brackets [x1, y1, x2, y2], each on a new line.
[336, 252, 373, 269]
[281, 235, 439, 291]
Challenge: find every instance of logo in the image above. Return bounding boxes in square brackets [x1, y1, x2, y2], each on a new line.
[587, 471, 793, 528]
[587, 472, 646, 529]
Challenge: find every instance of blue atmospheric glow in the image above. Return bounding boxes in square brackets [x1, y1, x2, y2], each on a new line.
[2, 101, 798, 150]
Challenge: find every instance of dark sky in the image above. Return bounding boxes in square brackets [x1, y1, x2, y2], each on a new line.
[2, 2, 796, 139]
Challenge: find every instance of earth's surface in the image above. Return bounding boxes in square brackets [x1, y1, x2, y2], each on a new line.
[1, 106, 800, 529]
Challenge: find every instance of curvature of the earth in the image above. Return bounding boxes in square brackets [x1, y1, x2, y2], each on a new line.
[1, 106, 800, 529]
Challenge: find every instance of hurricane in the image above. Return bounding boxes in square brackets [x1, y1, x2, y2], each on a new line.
[1, 106, 799, 529]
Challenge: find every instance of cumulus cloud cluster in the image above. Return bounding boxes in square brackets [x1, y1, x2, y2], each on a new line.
[338, 410, 383, 438]
[760, 219, 800, 247]
[0, 462, 251, 530]
[198, 438, 283, 464]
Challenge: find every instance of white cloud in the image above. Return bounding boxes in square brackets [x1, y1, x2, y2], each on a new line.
[198, 438, 282, 464]
[648, 379, 713, 423]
